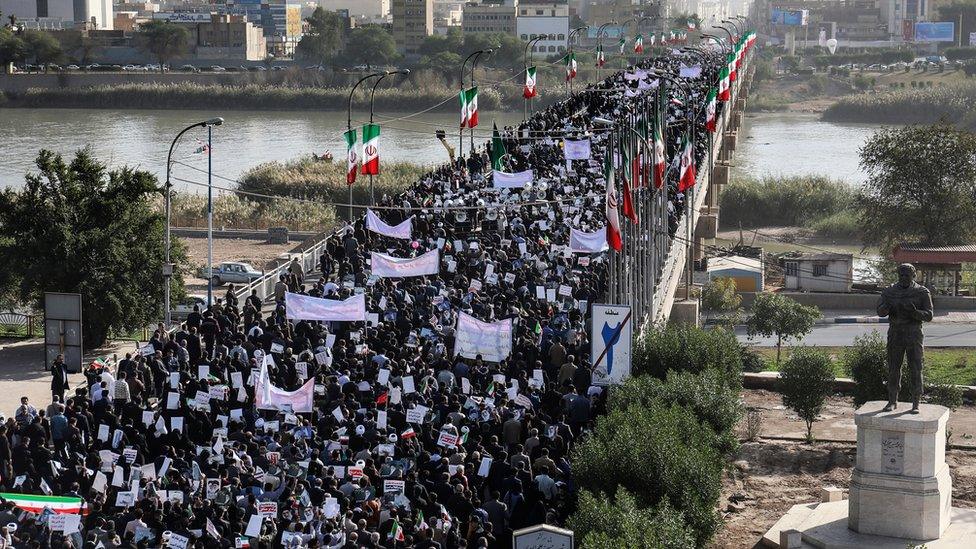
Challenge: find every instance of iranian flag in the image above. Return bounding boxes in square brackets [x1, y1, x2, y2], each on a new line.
[634, 34, 644, 54]
[705, 88, 717, 132]
[678, 135, 696, 192]
[459, 88, 469, 128]
[688, 21, 697, 30]
[596, 45, 605, 67]
[728, 52, 737, 82]
[718, 65, 730, 101]
[653, 112, 666, 188]
[343, 129, 357, 185]
[565, 52, 577, 81]
[649, 33, 656, 46]
[621, 143, 638, 225]
[524, 66, 537, 98]
[618, 37, 626, 53]
[0, 493, 86, 515]
[604, 150, 622, 251]
[390, 519, 405, 542]
[361, 123, 380, 175]
[401, 427, 416, 439]
[466, 87, 479, 128]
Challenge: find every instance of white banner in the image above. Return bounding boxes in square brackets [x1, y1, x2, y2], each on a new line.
[564, 139, 592, 160]
[371, 249, 440, 278]
[285, 292, 366, 322]
[454, 312, 512, 363]
[679, 64, 702, 78]
[366, 209, 412, 240]
[591, 304, 633, 386]
[492, 169, 534, 189]
[255, 362, 314, 413]
[569, 226, 609, 253]
[637, 78, 660, 90]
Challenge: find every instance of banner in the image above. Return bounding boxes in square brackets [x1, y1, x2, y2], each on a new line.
[285, 292, 366, 322]
[371, 249, 440, 278]
[569, 227, 609, 253]
[492, 170, 534, 189]
[914, 22, 955, 42]
[255, 361, 314, 413]
[454, 312, 513, 363]
[564, 139, 592, 160]
[679, 64, 701, 78]
[590, 304, 632, 386]
[366, 209, 412, 240]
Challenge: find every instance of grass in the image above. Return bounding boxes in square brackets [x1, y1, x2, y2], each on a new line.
[754, 346, 976, 386]
[822, 80, 976, 127]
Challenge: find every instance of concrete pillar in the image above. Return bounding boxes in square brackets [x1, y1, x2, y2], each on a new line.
[713, 164, 729, 187]
[697, 213, 718, 239]
[693, 235, 705, 262]
[669, 299, 699, 326]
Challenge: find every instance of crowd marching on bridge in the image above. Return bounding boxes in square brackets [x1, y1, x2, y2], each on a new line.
[0, 30, 754, 549]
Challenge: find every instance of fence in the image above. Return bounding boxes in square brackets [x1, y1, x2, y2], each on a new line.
[0, 312, 35, 338]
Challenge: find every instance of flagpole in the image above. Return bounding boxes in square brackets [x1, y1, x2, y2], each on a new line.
[523, 37, 544, 122]
[460, 50, 487, 161]
[346, 71, 385, 221]
[368, 69, 410, 206]
[471, 49, 491, 153]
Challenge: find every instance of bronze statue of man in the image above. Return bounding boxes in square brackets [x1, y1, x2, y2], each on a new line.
[876, 263, 933, 413]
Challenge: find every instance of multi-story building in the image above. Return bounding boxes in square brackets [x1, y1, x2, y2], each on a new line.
[0, 0, 114, 29]
[517, 0, 570, 54]
[462, 0, 518, 35]
[194, 14, 268, 60]
[225, 0, 303, 57]
[317, 0, 390, 19]
[392, 0, 434, 55]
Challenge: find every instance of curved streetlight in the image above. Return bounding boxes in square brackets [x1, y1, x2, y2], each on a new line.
[638, 16, 654, 47]
[345, 71, 385, 219]
[700, 33, 731, 55]
[524, 35, 547, 119]
[721, 19, 741, 39]
[567, 25, 588, 94]
[596, 21, 616, 80]
[619, 18, 637, 56]
[470, 48, 492, 152]
[460, 49, 490, 157]
[367, 69, 409, 205]
[713, 25, 736, 48]
[680, 47, 710, 66]
[164, 117, 222, 325]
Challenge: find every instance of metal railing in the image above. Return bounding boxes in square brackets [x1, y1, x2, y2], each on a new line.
[0, 312, 35, 338]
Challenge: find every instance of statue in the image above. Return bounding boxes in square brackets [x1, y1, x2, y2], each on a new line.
[876, 263, 933, 413]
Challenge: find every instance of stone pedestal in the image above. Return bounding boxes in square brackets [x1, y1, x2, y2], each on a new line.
[848, 401, 951, 541]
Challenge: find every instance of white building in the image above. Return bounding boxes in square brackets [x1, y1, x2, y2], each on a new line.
[517, 0, 569, 55]
[783, 253, 854, 293]
[0, 0, 114, 28]
[316, 0, 390, 18]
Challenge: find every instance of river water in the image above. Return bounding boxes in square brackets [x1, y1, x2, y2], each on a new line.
[0, 108, 881, 190]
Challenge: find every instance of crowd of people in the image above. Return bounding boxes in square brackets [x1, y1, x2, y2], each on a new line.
[0, 45, 733, 548]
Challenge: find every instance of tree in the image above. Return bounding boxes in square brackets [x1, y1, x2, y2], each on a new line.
[0, 149, 187, 347]
[569, 489, 696, 549]
[295, 7, 343, 65]
[62, 31, 102, 66]
[779, 348, 835, 442]
[633, 323, 744, 390]
[0, 28, 27, 71]
[701, 277, 742, 326]
[22, 30, 62, 69]
[746, 292, 821, 365]
[856, 123, 976, 251]
[136, 20, 189, 72]
[418, 28, 463, 58]
[341, 26, 397, 67]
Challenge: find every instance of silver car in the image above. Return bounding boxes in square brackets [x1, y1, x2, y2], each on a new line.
[199, 262, 263, 286]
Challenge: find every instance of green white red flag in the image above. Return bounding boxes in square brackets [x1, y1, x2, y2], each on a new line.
[466, 87, 479, 128]
[361, 123, 380, 175]
[459, 88, 469, 128]
[718, 66, 730, 101]
[634, 34, 644, 54]
[565, 52, 577, 81]
[343, 129, 357, 185]
[618, 37, 626, 53]
[728, 52, 737, 82]
[653, 114, 665, 188]
[596, 45, 605, 67]
[0, 493, 86, 514]
[705, 88, 717, 132]
[678, 135, 696, 192]
[604, 150, 622, 251]
[524, 66, 537, 98]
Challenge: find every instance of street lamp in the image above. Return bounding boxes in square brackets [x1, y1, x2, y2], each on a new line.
[567, 25, 589, 94]
[164, 117, 222, 326]
[470, 49, 492, 152]
[524, 35, 547, 120]
[346, 71, 386, 219]
[596, 21, 616, 81]
[460, 49, 490, 157]
[700, 33, 731, 54]
[203, 117, 224, 310]
[721, 19, 741, 39]
[368, 69, 409, 205]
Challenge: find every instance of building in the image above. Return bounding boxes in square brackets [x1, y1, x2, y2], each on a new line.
[707, 255, 764, 292]
[462, 0, 518, 35]
[892, 244, 976, 296]
[0, 0, 114, 29]
[433, 1, 463, 34]
[225, 0, 303, 57]
[317, 0, 390, 19]
[194, 14, 267, 60]
[392, 0, 434, 55]
[517, 0, 569, 54]
[782, 253, 854, 293]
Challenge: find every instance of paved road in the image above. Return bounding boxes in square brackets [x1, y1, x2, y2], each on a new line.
[736, 322, 976, 347]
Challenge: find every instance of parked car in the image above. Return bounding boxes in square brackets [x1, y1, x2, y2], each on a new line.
[211, 65, 226, 72]
[179, 64, 199, 72]
[65, 64, 80, 70]
[171, 294, 208, 320]
[198, 262, 263, 286]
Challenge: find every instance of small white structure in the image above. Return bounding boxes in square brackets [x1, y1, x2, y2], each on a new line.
[782, 253, 853, 293]
[513, 524, 573, 549]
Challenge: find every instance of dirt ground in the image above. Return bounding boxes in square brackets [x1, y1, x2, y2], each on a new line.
[712, 391, 976, 548]
[181, 237, 296, 295]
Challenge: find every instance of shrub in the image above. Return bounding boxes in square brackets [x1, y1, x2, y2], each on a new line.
[747, 293, 822, 366]
[569, 489, 696, 549]
[741, 347, 767, 373]
[719, 176, 853, 229]
[633, 324, 743, 389]
[807, 209, 861, 240]
[843, 331, 909, 406]
[780, 347, 836, 442]
[608, 371, 742, 454]
[823, 81, 976, 127]
[572, 402, 724, 546]
[170, 192, 337, 231]
[701, 277, 742, 324]
[925, 381, 963, 411]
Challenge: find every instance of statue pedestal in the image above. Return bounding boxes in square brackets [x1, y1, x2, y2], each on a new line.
[848, 401, 951, 540]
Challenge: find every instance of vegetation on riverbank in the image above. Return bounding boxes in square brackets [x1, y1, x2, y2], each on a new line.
[169, 193, 338, 231]
[823, 82, 976, 127]
[720, 176, 857, 240]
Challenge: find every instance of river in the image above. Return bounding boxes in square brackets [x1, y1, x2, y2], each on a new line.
[0, 108, 881, 190]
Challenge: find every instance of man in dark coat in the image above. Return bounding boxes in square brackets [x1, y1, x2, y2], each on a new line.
[51, 354, 70, 402]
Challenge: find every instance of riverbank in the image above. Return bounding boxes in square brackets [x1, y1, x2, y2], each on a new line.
[823, 80, 976, 127]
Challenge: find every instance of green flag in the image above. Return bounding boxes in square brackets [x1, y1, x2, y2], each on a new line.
[490, 123, 506, 170]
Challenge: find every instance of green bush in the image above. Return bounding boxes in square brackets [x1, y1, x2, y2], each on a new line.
[843, 331, 911, 407]
[608, 371, 742, 454]
[780, 347, 836, 442]
[925, 381, 963, 411]
[807, 209, 861, 240]
[823, 82, 976, 128]
[170, 192, 337, 231]
[569, 489, 696, 549]
[741, 347, 767, 373]
[633, 324, 743, 390]
[572, 402, 724, 546]
[719, 176, 853, 229]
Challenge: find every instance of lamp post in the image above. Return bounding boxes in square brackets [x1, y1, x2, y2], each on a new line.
[595, 21, 615, 81]
[470, 49, 492, 152]
[619, 18, 636, 59]
[164, 117, 222, 326]
[638, 16, 653, 50]
[713, 25, 736, 48]
[701, 33, 731, 55]
[204, 117, 224, 310]
[460, 49, 489, 158]
[721, 19, 741, 39]
[368, 69, 409, 205]
[524, 35, 547, 120]
[567, 26, 588, 94]
[346, 71, 385, 220]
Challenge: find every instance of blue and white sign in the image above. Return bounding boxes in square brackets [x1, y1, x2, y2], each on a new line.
[590, 304, 632, 386]
[915, 22, 955, 43]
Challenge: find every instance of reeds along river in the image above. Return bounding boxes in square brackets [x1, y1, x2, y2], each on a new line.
[0, 109, 522, 190]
